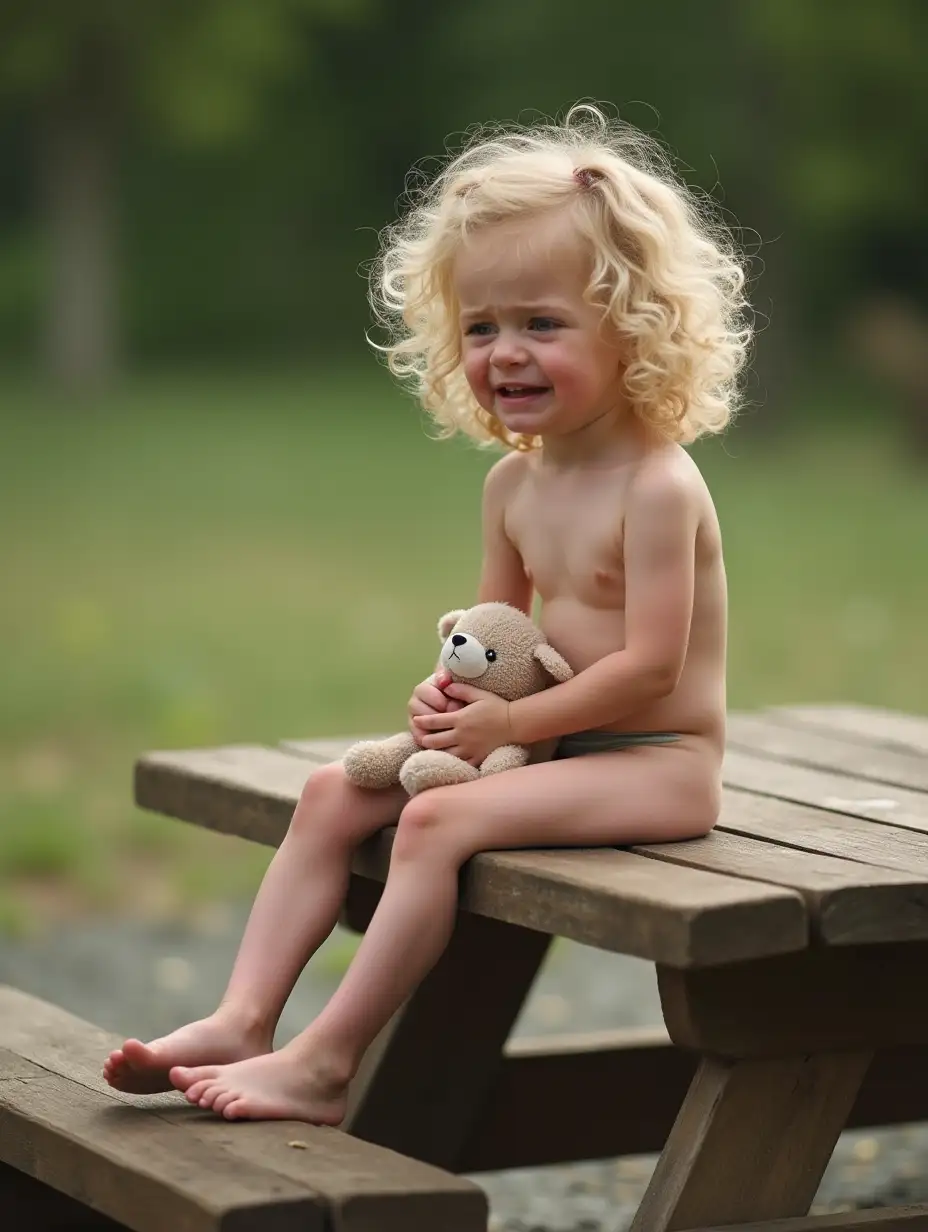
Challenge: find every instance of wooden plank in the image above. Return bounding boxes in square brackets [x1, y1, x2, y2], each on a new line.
[0, 1159, 127, 1229]
[658, 942, 928, 1057]
[135, 746, 808, 968]
[347, 905, 550, 1170]
[723, 747, 928, 835]
[0, 1049, 322, 1232]
[291, 736, 928, 947]
[629, 1051, 872, 1231]
[717, 788, 928, 875]
[0, 987, 488, 1232]
[633, 828, 928, 945]
[772, 704, 928, 755]
[459, 1026, 928, 1171]
[688, 1205, 928, 1232]
[727, 711, 928, 792]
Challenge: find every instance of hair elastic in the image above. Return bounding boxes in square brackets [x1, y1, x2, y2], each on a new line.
[573, 167, 604, 190]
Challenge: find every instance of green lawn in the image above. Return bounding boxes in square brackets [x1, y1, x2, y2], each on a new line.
[1, 366, 925, 934]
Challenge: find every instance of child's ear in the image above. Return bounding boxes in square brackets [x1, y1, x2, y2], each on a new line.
[437, 609, 467, 641]
[534, 643, 574, 682]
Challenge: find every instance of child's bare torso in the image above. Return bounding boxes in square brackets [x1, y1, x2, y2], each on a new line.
[502, 447, 727, 753]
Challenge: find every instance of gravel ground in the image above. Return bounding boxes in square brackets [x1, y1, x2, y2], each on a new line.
[3, 904, 927, 1229]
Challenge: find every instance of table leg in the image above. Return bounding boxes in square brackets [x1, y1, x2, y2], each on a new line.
[629, 1050, 872, 1231]
[342, 876, 551, 1170]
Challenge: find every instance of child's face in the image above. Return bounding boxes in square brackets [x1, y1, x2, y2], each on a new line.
[453, 210, 625, 440]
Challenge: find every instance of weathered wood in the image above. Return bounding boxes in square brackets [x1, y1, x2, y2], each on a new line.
[135, 745, 808, 967]
[772, 704, 928, 755]
[346, 911, 549, 1170]
[634, 828, 928, 945]
[0, 987, 488, 1232]
[658, 943, 928, 1057]
[628, 1050, 872, 1231]
[457, 1028, 928, 1171]
[688, 1205, 928, 1232]
[718, 788, 928, 875]
[0, 1050, 323, 1232]
[0, 1159, 127, 1229]
[723, 747, 928, 835]
[727, 711, 928, 792]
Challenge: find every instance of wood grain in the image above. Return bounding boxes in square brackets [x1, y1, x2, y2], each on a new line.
[723, 747, 928, 834]
[628, 1051, 872, 1231]
[0, 987, 488, 1232]
[634, 828, 928, 945]
[135, 745, 808, 967]
[771, 705, 928, 755]
[726, 712, 928, 792]
[458, 1028, 928, 1172]
[658, 943, 928, 1056]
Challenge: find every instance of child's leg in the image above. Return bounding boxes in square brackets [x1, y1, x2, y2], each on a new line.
[103, 761, 407, 1093]
[171, 742, 718, 1122]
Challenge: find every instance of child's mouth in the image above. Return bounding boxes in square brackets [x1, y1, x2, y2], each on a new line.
[496, 385, 551, 405]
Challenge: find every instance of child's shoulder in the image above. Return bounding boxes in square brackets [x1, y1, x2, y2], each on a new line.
[628, 443, 712, 517]
[483, 449, 532, 497]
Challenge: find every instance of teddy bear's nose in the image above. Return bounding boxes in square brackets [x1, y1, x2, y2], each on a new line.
[452, 634, 467, 646]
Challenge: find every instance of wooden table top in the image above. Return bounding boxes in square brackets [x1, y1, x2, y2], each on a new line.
[135, 704, 928, 970]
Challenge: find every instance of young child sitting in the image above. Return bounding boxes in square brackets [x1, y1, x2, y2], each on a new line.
[104, 102, 751, 1123]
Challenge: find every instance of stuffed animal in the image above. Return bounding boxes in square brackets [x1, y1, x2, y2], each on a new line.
[342, 602, 573, 796]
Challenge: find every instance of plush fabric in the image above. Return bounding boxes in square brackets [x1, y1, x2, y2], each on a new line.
[342, 602, 573, 796]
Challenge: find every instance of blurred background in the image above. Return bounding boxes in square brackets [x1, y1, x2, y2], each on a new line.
[1, 0, 926, 941]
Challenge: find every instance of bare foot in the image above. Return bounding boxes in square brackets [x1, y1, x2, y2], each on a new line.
[170, 1039, 350, 1124]
[103, 1010, 272, 1095]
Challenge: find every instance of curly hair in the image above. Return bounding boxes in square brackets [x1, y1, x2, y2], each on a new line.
[369, 104, 752, 450]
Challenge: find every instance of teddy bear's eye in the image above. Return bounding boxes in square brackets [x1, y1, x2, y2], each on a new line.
[485, 649, 497, 662]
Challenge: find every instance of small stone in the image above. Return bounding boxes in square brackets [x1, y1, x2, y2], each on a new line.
[852, 1137, 880, 1163]
[287, 1140, 309, 1150]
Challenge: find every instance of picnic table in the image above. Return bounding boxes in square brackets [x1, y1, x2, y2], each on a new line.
[4, 703, 926, 1232]
[126, 701, 928, 1232]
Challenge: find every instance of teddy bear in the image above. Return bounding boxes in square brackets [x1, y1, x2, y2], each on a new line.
[341, 602, 574, 796]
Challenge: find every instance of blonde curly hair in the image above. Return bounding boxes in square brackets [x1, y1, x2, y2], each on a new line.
[369, 104, 752, 450]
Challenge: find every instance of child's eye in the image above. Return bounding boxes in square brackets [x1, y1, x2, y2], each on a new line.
[464, 322, 495, 337]
[528, 317, 562, 332]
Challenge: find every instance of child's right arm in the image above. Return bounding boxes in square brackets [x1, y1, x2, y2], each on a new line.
[477, 455, 532, 611]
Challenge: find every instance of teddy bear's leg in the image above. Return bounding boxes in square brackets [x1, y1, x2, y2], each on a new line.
[342, 732, 420, 790]
[478, 744, 532, 777]
[399, 750, 480, 796]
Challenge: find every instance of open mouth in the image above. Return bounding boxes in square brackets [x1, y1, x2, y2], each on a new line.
[496, 385, 551, 401]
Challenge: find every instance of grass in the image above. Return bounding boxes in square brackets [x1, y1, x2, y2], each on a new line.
[1, 363, 925, 933]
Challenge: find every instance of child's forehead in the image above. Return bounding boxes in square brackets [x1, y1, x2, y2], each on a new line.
[453, 212, 590, 305]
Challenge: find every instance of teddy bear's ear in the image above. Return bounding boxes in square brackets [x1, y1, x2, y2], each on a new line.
[534, 642, 574, 683]
[437, 609, 467, 641]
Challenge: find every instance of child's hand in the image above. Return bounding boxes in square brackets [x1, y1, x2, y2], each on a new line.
[407, 674, 465, 746]
[413, 683, 512, 764]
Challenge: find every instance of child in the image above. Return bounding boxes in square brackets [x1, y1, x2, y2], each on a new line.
[103, 103, 750, 1122]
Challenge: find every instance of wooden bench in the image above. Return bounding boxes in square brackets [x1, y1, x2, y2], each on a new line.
[0, 986, 487, 1230]
[125, 703, 928, 1232]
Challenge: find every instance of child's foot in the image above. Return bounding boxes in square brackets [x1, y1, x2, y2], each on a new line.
[170, 1039, 350, 1124]
[103, 1010, 272, 1094]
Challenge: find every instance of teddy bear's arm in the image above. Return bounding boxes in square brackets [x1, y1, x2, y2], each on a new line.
[479, 744, 531, 776]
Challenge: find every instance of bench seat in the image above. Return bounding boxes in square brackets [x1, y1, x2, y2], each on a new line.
[0, 986, 487, 1232]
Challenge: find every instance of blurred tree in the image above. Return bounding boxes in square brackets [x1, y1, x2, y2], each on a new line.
[0, 0, 368, 392]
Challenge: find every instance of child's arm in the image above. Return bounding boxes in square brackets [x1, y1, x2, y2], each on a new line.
[476, 455, 532, 612]
[508, 469, 697, 744]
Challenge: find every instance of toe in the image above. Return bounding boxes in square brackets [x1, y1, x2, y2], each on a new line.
[213, 1090, 236, 1115]
[224, 1098, 245, 1120]
[121, 1039, 151, 1065]
[199, 1082, 223, 1109]
[184, 1079, 210, 1102]
[171, 1064, 217, 1090]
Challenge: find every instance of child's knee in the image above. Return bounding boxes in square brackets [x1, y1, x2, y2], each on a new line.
[290, 761, 350, 835]
[392, 790, 455, 861]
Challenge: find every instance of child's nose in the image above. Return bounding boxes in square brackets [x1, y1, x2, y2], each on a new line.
[491, 330, 529, 364]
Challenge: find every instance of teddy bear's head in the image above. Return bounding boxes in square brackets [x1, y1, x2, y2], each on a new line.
[436, 602, 573, 702]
